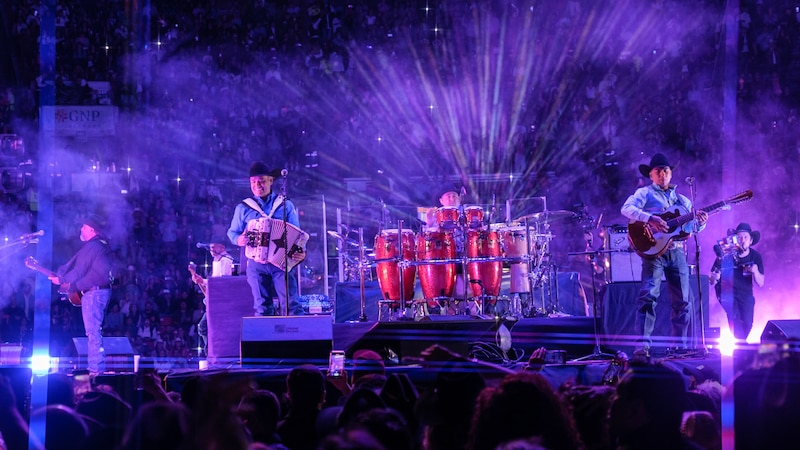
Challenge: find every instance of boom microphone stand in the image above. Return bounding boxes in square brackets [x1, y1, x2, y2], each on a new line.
[569, 231, 615, 362]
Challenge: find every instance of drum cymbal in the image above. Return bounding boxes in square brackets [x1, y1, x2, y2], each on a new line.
[514, 210, 577, 224]
[327, 230, 359, 247]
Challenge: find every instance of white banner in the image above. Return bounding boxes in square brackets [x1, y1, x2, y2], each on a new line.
[40, 106, 118, 137]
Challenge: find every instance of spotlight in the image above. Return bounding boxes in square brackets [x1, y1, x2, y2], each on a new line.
[0, 167, 27, 192]
[0, 134, 25, 159]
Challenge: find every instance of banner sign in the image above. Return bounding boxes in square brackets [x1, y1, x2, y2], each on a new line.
[40, 106, 118, 136]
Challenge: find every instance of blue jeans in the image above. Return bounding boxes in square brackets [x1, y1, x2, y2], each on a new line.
[246, 259, 303, 315]
[81, 289, 111, 373]
[197, 310, 208, 355]
[635, 247, 691, 349]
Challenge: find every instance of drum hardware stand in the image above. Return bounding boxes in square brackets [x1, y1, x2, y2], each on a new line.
[568, 241, 616, 362]
[357, 227, 369, 322]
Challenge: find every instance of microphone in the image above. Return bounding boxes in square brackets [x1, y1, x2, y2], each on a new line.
[280, 169, 288, 177]
[196, 242, 211, 248]
[20, 230, 44, 240]
[685, 176, 695, 185]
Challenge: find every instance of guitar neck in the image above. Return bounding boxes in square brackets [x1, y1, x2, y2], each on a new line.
[28, 263, 57, 278]
[667, 199, 728, 229]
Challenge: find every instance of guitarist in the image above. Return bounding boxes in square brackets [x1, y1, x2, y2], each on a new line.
[620, 153, 708, 357]
[191, 239, 234, 356]
[48, 215, 113, 375]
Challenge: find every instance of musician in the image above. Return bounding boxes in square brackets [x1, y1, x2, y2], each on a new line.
[228, 161, 305, 316]
[48, 215, 113, 375]
[709, 223, 764, 340]
[425, 184, 462, 228]
[191, 238, 234, 356]
[620, 153, 708, 356]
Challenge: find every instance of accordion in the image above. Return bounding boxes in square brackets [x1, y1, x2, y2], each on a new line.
[244, 217, 309, 271]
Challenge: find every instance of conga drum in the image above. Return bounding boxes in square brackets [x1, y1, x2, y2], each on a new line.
[416, 230, 456, 300]
[464, 206, 484, 229]
[434, 206, 461, 230]
[374, 229, 416, 303]
[466, 229, 502, 297]
[499, 225, 535, 293]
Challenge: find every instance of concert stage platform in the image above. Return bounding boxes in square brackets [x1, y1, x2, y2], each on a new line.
[164, 315, 720, 395]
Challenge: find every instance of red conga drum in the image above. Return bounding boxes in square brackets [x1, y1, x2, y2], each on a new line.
[464, 206, 484, 229]
[416, 230, 456, 300]
[466, 229, 502, 297]
[434, 206, 461, 230]
[374, 229, 416, 303]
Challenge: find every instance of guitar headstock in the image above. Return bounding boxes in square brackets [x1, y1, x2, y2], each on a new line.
[187, 261, 197, 275]
[24, 256, 38, 269]
[728, 190, 753, 205]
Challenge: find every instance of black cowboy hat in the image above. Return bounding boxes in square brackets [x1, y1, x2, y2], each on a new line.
[728, 222, 760, 246]
[248, 161, 283, 178]
[435, 182, 462, 201]
[638, 153, 674, 178]
[76, 214, 106, 233]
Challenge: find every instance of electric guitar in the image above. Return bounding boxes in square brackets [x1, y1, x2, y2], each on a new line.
[188, 262, 207, 297]
[24, 257, 82, 306]
[628, 190, 753, 258]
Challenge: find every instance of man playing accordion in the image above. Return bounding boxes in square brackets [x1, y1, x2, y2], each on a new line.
[228, 161, 306, 316]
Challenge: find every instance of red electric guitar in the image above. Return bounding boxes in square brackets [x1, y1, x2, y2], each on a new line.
[24, 256, 82, 306]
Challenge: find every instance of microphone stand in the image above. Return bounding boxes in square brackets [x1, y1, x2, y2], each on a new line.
[569, 232, 615, 362]
[687, 178, 708, 356]
[281, 172, 290, 317]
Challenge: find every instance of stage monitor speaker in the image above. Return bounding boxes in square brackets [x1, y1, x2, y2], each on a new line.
[71, 337, 135, 372]
[606, 225, 642, 282]
[240, 316, 333, 366]
[334, 281, 382, 323]
[761, 320, 800, 343]
[207, 275, 254, 365]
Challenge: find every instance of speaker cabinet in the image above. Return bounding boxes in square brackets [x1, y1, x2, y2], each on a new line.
[240, 316, 333, 366]
[71, 337, 135, 372]
[606, 225, 642, 282]
[207, 276, 254, 365]
[761, 320, 800, 343]
[334, 281, 382, 323]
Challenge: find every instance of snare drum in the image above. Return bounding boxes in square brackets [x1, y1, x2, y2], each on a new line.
[434, 206, 460, 230]
[375, 229, 416, 302]
[466, 229, 502, 297]
[464, 206, 484, 229]
[416, 230, 456, 300]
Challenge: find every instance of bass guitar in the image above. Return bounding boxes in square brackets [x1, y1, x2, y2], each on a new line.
[24, 256, 82, 307]
[628, 190, 753, 258]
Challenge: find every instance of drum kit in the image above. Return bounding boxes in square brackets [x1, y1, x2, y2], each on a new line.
[329, 203, 579, 321]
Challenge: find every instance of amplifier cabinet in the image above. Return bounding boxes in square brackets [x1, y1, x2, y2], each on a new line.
[606, 225, 642, 282]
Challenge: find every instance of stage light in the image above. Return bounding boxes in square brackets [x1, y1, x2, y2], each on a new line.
[718, 327, 736, 356]
[30, 353, 52, 374]
[0, 167, 27, 192]
[0, 134, 25, 159]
